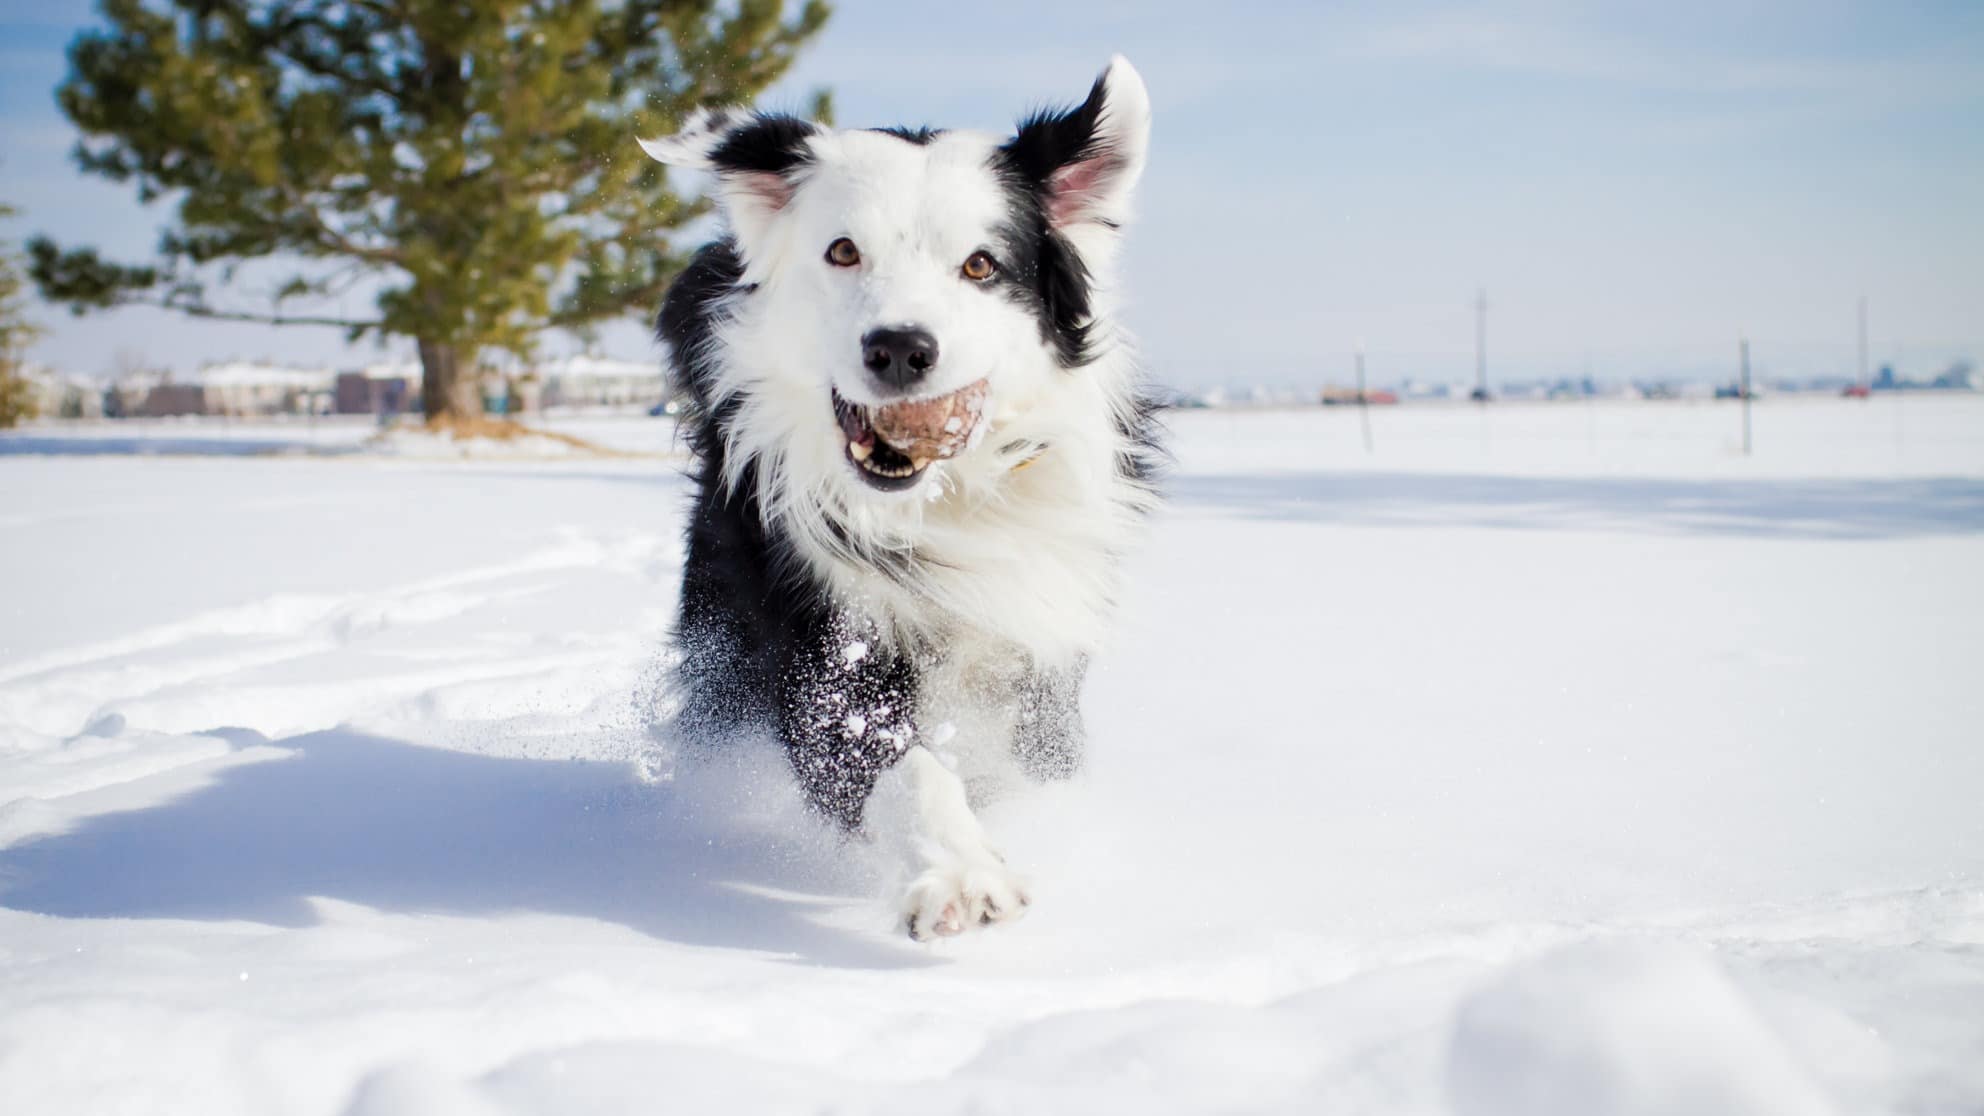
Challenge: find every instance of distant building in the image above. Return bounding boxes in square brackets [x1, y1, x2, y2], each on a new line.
[104, 373, 159, 417]
[1869, 360, 1979, 393]
[1400, 379, 1468, 401]
[334, 370, 411, 416]
[193, 361, 335, 416]
[1932, 361, 1977, 391]
[17, 363, 106, 419]
[141, 382, 205, 416]
[1319, 386, 1398, 406]
[534, 354, 663, 410]
[124, 361, 336, 417]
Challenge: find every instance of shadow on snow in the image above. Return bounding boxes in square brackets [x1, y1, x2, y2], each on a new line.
[1169, 472, 1984, 540]
[0, 727, 929, 970]
[0, 435, 358, 457]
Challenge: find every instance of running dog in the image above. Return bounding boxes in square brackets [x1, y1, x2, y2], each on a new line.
[642, 56, 1160, 939]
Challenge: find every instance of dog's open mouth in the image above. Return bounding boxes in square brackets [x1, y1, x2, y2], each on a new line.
[833, 378, 989, 491]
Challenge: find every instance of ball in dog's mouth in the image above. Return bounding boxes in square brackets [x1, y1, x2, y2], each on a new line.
[833, 378, 989, 491]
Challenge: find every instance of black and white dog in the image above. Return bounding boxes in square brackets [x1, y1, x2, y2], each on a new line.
[641, 57, 1160, 940]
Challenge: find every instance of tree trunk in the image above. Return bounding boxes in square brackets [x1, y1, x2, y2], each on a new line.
[417, 339, 482, 422]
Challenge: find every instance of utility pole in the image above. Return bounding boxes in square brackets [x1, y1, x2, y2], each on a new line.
[1856, 296, 1869, 391]
[1473, 288, 1489, 403]
[1739, 336, 1753, 457]
[1355, 344, 1373, 454]
[1583, 348, 1596, 456]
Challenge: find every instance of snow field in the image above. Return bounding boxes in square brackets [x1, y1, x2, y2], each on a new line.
[2, 395, 1981, 1114]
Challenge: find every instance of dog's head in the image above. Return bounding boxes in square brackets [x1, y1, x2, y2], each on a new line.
[641, 57, 1150, 496]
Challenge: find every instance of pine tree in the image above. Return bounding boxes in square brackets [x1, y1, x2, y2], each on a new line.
[30, 0, 829, 423]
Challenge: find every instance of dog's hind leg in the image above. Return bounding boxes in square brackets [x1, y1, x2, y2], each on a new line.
[1011, 658, 1087, 782]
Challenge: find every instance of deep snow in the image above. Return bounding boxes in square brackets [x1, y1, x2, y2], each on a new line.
[2, 397, 1981, 1115]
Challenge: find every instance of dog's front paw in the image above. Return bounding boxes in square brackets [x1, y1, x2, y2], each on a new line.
[902, 860, 1030, 941]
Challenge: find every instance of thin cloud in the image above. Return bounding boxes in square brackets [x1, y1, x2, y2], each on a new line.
[1346, 13, 1982, 103]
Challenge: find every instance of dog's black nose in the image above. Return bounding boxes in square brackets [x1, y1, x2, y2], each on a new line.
[861, 327, 939, 390]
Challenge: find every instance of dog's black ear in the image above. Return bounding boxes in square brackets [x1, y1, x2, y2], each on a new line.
[640, 109, 819, 251]
[1002, 56, 1150, 231]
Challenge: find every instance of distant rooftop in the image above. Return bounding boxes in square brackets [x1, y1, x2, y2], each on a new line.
[193, 361, 337, 389]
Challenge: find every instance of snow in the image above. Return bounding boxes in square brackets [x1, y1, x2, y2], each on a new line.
[360, 425, 590, 460]
[0, 413, 682, 459]
[2, 395, 1982, 1115]
[1447, 942, 1850, 1116]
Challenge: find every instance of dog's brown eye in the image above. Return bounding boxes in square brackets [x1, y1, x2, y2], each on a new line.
[961, 251, 997, 282]
[825, 237, 861, 267]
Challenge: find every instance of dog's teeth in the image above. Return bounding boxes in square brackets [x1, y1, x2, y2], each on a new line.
[849, 443, 930, 482]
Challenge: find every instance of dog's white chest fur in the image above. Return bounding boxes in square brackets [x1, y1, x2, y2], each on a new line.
[803, 372, 1154, 667]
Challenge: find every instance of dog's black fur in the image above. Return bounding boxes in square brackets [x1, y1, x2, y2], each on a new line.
[658, 90, 1161, 831]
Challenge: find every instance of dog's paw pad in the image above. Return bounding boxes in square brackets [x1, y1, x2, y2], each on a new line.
[902, 863, 1029, 942]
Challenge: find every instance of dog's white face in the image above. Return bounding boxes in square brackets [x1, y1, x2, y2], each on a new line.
[642, 57, 1150, 497]
[733, 128, 1048, 491]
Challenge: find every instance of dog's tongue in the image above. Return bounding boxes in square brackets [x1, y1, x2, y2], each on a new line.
[872, 378, 989, 461]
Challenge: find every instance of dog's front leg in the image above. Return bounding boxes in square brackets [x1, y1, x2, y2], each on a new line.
[870, 745, 1031, 940]
[775, 623, 922, 831]
[774, 623, 1030, 939]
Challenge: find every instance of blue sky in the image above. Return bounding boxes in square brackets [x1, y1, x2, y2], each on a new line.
[2, 0, 1980, 388]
